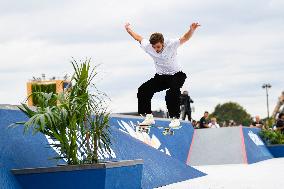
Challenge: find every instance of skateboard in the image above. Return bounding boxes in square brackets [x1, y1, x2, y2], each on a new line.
[135, 124, 182, 135]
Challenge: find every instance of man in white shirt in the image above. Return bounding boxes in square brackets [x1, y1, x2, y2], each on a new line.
[124, 22, 200, 128]
[208, 117, 220, 128]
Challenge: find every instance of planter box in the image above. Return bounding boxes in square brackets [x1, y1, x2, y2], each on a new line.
[267, 145, 284, 158]
[11, 159, 143, 189]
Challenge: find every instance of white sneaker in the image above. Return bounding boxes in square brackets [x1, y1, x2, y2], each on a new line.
[169, 118, 181, 129]
[139, 114, 155, 126]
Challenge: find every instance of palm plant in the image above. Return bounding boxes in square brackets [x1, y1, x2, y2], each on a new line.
[14, 58, 111, 165]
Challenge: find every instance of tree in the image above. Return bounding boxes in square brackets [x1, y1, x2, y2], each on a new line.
[210, 102, 252, 126]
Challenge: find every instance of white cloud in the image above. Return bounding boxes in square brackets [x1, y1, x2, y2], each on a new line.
[0, 0, 283, 121]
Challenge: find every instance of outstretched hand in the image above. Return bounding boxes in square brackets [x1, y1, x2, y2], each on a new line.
[124, 22, 143, 42]
[190, 22, 201, 31]
[180, 22, 201, 45]
[125, 22, 131, 31]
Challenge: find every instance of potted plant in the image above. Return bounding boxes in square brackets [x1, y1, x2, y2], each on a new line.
[259, 129, 284, 158]
[11, 58, 143, 189]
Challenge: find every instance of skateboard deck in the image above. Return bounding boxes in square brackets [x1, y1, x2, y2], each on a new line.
[135, 124, 182, 135]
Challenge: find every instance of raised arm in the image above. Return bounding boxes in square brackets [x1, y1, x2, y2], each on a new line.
[125, 23, 143, 43]
[179, 22, 201, 45]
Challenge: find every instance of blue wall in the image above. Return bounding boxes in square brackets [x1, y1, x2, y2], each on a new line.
[267, 145, 284, 158]
[105, 164, 143, 189]
[14, 164, 143, 189]
[242, 127, 273, 164]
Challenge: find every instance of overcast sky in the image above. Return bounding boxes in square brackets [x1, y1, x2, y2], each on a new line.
[0, 0, 283, 119]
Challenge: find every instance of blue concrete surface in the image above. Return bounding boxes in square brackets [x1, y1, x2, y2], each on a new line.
[267, 145, 284, 158]
[109, 116, 194, 163]
[105, 165, 143, 189]
[14, 164, 143, 189]
[0, 109, 205, 189]
[0, 167, 22, 189]
[109, 127, 206, 189]
[242, 127, 273, 164]
[0, 109, 64, 189]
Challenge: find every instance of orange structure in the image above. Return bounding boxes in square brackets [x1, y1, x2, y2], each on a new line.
[26, 80, 70, 106]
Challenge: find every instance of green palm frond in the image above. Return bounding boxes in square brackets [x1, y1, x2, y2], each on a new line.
[14, 58, 111, 165]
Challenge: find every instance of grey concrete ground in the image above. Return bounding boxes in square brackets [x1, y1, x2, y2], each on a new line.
[157, 158, 284, 189]
[188, 127, 244, 166]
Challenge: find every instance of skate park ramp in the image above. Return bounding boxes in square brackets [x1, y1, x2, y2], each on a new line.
[0, 108, 65, 189]
[0, 106, 206, 189]
[109, 127, 206, 189]
[109, 114, 195, 164]
[242, 127, 274, 164]
[187, 127, 273, 166]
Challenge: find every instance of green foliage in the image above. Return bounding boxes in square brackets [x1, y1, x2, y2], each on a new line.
[259, 129, 284, 145]
[210, 101, 252, 126]
[31, 83, 56, 106]
[14, 58, 111, 165]
[262, 117, 276, 129]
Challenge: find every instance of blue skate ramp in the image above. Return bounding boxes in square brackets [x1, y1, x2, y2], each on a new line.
[110, 127, 206, 189]
[242, 127, 273, 164]
[0, 108, 64, 189]
[109, 114, 195, 164]
[0, 107, 205, 189]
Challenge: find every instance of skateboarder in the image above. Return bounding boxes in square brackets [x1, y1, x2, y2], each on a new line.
[125, 22, 200, 128]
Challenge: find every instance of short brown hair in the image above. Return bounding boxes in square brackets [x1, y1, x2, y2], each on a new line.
[149, 33, 164, 45]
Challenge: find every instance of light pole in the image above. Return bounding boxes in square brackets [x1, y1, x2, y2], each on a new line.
[262, 83, 272, 119]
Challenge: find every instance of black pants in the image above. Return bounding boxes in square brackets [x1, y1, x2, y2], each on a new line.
[137, 71, 187, 118]
[181, 109, 192, 121]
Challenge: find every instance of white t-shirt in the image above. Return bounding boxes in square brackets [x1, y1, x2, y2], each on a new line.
[140, 38, 182, 75]
[208, 123, 220, 128]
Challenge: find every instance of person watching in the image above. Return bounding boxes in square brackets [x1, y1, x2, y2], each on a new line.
[208, 117, 220, 128]
[199, 111, 210, 129]
[276, 113, 284, 134]
[250, 115, 264, 129]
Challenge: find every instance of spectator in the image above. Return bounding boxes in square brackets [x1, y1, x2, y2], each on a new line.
[228, 120, 236, 127]
[180, 91, 194, 121]
[276, 113, 284, 133]
[199, 111, 210, 129]
[196, 121, 200, 129]
[208, 117, 220, 128]
[191, 120, 197, 128]
[250, 115, 264, 129]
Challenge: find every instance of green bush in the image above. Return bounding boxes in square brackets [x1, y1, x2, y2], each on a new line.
[31, 83, 56, 106]
[259, 129, 284, 145]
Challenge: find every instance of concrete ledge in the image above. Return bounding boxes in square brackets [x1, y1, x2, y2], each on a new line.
[0, 104, 191, 124]
[267, 145, 284, 158]
[0, 104, 20, 110]
[267, 144, 284, 147]
[11, 159, 143, 175]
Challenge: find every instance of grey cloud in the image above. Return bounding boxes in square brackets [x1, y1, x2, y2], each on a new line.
[0, 0, 76, 15]
[0, 0, 283, 118]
